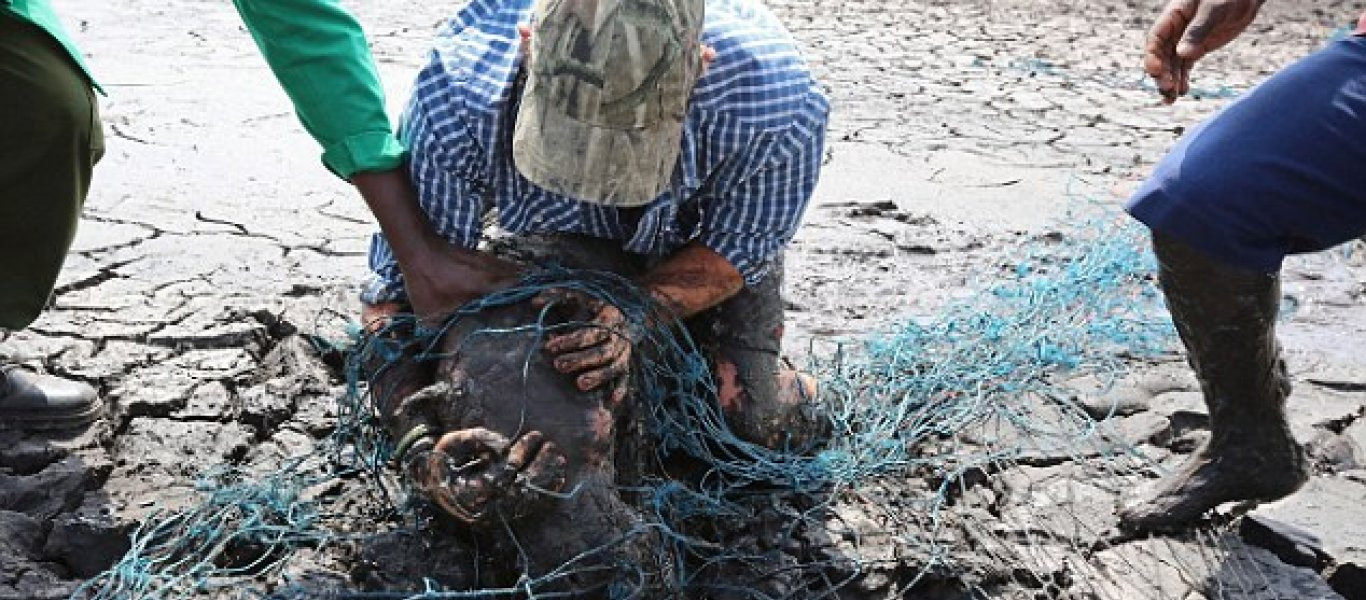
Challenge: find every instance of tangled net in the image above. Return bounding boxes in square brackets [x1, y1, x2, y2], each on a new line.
[77, 214, 1297, 599]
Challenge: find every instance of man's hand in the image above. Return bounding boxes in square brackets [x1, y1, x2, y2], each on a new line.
[1145, 0, 1264, 103]
[534, 243, 746, 403]
[401, 239, 520, 323]
[351, 169, 520, 322]
[535, 290, 633, 405]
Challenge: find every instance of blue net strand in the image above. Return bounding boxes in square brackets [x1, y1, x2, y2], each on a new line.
[79, 216, 1192, 598]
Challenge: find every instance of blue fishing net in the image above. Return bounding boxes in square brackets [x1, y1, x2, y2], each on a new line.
[77, 217, 1205, 599]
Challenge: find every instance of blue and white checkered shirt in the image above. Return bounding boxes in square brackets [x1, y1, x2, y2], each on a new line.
[364, 0, 829, 303]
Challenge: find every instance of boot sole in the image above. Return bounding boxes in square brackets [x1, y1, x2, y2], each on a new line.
[0, 398, 105, 431]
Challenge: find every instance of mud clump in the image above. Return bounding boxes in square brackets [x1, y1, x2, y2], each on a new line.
[0, 426, 123, 599]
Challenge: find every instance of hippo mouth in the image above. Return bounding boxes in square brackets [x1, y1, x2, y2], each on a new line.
[391, 299, 629, 526]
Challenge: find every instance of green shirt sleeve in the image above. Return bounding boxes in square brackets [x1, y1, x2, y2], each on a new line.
[6, 0, 102, 94]
[232, 0, 406, 179]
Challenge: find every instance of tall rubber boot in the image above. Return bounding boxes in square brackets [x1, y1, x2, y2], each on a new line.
[1118, 233, 1309, 532]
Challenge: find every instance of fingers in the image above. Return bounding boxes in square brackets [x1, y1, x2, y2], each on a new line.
[518, 437, 568, 493]
[432, 427, 510, 467]
[548, 330, 632, 396]
[531, 289, 632, 391]
[549, 334, 630, 389]
[1144, 0, 1262, 104]
[1175, 0, 1221, 63]
[552, 339, 616, 372]
[431, 473, 492, 522]
[418, 441, 488, 521]
[609, 379, 628, 407]
[542, 298, 628, 358]
[573, 350, 630, 392]
[545, 324, 614, 354]
[1144, 0, 1195, 101]
[503, 430, 541, 464]
[421, 428, 514, 522]
[1174, 0, 1262, 74]
[555, 342, 630, 390]
[419, 428, 569, 523]
[1178, 59, 1192, 98]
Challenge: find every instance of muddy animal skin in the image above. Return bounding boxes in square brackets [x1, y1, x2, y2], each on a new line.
[396, 300, 672, 595]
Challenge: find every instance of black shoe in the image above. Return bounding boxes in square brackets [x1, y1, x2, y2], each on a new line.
[0, 365, 103, 430]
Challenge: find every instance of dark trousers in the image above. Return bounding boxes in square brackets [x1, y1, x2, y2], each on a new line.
[1127, 34, 1366, 272]
[0, 14, 103, 329]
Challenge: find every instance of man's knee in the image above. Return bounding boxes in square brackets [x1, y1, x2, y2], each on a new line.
[713, 346, 781, 413]
[691, 257, 785, 351]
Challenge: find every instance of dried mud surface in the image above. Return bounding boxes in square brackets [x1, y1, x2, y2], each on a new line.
[2, 0, 1365, 598]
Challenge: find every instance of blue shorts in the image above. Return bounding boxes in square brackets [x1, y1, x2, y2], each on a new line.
[1127, 35, 1366, 272]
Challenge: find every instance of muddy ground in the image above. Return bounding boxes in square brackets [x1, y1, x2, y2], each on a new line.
[2, 0, 1365, 598]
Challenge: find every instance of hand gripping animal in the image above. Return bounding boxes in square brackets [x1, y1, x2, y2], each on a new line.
[377, 294, 670, 593]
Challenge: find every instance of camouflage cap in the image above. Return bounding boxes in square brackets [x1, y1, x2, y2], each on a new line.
[512, 0, 706, 207]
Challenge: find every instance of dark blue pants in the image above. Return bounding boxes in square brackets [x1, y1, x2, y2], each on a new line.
[1128, 35, 1366, 271]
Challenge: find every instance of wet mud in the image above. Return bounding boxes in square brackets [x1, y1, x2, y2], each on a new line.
[2, 0, 1364, 598]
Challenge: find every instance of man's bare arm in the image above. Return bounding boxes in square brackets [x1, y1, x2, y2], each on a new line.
[352, 170, 518, 321]
[638, 242, 744, 319]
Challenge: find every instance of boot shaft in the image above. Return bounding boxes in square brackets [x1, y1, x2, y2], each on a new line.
[1153, 234, 1291, 429]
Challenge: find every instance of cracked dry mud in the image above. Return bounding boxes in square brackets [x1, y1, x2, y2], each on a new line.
[2, 0, 1365, 598]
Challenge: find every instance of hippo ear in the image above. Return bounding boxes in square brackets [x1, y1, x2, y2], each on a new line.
[532, 289, 604, 326]
[389, 381, 468, 438]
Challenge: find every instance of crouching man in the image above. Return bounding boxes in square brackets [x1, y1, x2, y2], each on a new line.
[1121, 0, 1366, 531]
[365, 0, 830, 481]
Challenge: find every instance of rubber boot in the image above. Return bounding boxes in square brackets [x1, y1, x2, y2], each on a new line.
[1118, 234, 1309, 532]
[715, 356, 827, 452]
[0, 364, 102, 430]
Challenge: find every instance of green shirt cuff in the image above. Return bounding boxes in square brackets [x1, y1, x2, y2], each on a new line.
[321, 131, 407, 179]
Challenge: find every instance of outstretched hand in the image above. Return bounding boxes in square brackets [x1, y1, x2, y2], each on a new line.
[534, 289, 633, 405]
[1144, 0, 1264, 103]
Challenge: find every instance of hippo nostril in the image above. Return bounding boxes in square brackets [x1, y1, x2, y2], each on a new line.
[450, 379, 469, 400]
[487, 463, 519, 488]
